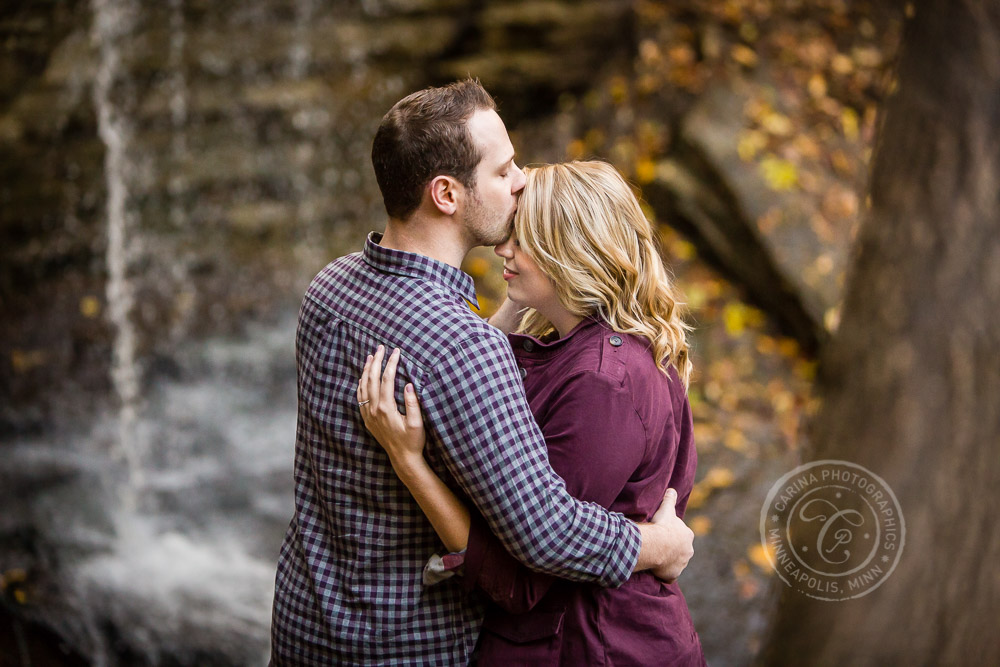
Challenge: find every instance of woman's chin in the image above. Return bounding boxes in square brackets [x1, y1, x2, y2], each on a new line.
[507, 295, 529, 310]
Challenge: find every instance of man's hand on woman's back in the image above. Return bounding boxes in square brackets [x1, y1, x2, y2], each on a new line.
[634, 488, 695, 582]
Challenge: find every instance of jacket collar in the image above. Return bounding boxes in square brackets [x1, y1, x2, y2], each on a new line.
[508, 316, 604, 357]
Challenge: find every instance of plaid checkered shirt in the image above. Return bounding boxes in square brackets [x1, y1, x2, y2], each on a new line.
[270, 233, 642, 665]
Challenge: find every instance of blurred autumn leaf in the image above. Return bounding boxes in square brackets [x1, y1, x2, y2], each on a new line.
[79, 296, 101, 318]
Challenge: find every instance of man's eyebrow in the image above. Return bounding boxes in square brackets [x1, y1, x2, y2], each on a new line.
[499, 153, 515, 169]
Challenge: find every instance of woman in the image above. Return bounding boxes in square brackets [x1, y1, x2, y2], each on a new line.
[358, 161, 705, 665]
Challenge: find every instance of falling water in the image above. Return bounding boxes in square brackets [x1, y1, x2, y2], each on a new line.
[91, 0, 144, 503]
[167, 0, 188, 221]
[288, 0, 316, 80]
[289, 0, 327, 273]
[166, 0, 197, 342]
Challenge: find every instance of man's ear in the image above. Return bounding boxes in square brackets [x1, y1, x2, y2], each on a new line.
[428, 175, 460, 216]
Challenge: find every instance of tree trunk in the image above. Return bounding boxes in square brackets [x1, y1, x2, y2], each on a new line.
[759, 0, 1000, 664]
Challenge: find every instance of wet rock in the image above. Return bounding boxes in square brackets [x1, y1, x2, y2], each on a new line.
[643, 73, 857, 355]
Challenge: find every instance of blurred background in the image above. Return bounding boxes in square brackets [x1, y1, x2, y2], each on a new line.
[1, 1, 903, 664]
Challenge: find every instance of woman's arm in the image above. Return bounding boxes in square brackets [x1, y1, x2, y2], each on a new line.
[358, 347, 470, 553]
[486, 297, 526, 334]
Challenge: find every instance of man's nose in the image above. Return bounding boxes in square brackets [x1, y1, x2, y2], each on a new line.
[512, 164, 526, 194]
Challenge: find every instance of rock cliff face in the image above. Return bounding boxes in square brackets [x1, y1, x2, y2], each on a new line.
[0, 0, 634, 434]
[0, 2, 638, 664]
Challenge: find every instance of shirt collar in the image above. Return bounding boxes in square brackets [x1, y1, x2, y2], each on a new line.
[363, 232, 480, 309]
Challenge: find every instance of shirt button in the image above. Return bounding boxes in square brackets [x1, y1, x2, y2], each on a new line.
[522, 340, 535, 352]
[518, 366, 527, 380]
[609, 335, 624, 347]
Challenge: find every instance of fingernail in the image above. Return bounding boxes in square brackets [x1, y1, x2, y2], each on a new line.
[393, 347, 400, 356]
[377, 344, 384, 352]
[405, 384, 413, 393]
[367, 355, 373, 362]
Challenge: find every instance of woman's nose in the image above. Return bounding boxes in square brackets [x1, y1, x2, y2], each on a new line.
[494, 237, 514, 258]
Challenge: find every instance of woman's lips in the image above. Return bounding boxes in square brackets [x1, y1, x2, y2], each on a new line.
[503, 268, 517, 281]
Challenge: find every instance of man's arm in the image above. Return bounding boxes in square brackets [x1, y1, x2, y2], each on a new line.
[406, 333, 688, 587]
[456, 369, 693, 608]
[461, 488, 691, 612]
[362, 345, 694, 589]
[531, 370, 694, 580]
[421, 333, 638, 586]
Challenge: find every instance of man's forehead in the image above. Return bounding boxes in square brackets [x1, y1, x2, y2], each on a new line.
[468, 109, 513, 158]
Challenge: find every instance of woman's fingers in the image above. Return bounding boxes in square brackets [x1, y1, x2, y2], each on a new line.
[381, 348, 401, 408]
[404, 384, 423, 430]
[367, 345, 386, 411]
[361, 345, 413, 424]
[357, 354, 373, 405]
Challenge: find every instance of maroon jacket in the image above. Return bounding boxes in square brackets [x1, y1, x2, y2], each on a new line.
[463, 317, 705, 666]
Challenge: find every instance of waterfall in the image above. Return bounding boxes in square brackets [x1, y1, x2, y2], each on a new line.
[168, 0, 188, 219]
[91, 0, 144, 503]
[167, 0, 197, 342]
[288, 0, 317, 80]
[289, 0, 327, 273]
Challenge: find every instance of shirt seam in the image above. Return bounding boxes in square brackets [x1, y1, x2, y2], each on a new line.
[304, 285, 496, 378]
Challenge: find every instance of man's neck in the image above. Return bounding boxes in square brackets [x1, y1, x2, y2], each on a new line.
[379, 216, 470, 269]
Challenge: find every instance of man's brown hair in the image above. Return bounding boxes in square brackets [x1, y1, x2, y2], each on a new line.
[372, 79, 497, 220]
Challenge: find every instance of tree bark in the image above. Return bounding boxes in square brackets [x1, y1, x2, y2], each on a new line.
[759, 0, 1000, 664]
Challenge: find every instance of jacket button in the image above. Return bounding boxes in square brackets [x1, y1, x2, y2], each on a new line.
[609, 335, 623, 347]
[522, 339, 535, 352]
[518, 366, 527, 380]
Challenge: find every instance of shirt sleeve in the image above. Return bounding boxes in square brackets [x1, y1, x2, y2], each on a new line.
[419, 332, 641, 588]
[461, 370, 650, 611]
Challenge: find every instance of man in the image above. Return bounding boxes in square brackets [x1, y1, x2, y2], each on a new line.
[271, 79, 693, 665]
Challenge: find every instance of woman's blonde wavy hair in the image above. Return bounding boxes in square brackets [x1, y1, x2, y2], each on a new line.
[513, 161, 692, 387]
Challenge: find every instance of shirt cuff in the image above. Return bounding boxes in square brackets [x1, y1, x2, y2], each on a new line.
[601, 516, 643, 588]
[422, 550, 466, 586]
